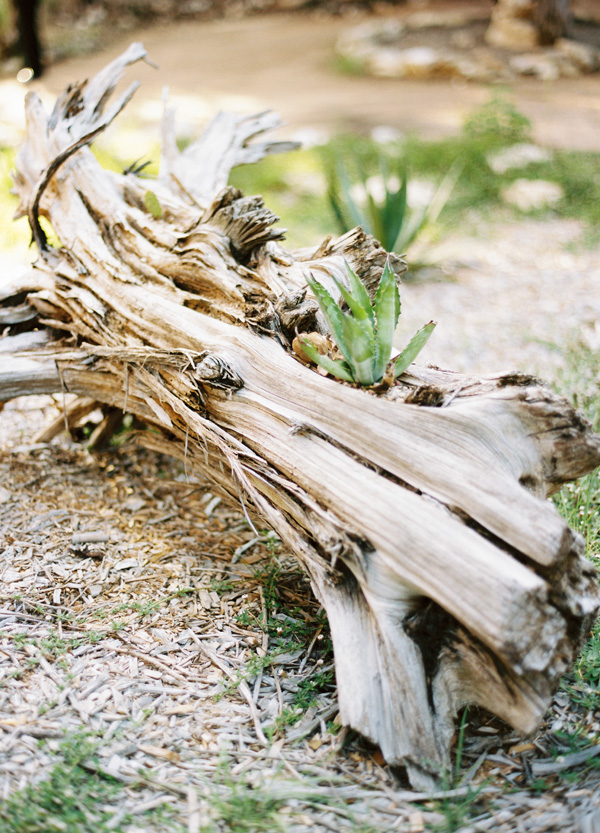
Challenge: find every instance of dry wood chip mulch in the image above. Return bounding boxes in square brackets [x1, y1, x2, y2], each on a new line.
[1, 393, 599, 832]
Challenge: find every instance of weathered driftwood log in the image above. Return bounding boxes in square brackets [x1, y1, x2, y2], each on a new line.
[2, 44, 599, 789]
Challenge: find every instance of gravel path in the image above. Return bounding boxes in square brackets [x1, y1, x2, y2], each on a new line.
[399, 217, 600, 380]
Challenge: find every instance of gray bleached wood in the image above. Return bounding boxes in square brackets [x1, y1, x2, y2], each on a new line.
[2, 45, 600, 789]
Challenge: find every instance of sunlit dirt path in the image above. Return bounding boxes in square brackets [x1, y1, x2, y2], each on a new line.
[17, 6, 600, 152]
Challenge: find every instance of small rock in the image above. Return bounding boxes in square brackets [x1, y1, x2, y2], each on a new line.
[487, 143, 553, 174]
[336, 20, 403, 60]
[501, 179, 564, 211]
[556, 38, 600, 72]
[112, 557, 139, 571]
[485, 17, 539, 51]
[450, 29, 477, 50]
[509, 52, 563, 81]
[122, 496, 145, 512]
[369, 46, 440, 78]
[405, 9, 482, 29]
[444, 54, 495, 81]
[371, 19, 405, 45]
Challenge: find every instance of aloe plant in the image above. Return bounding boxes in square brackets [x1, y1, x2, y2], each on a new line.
[300, 259, 435, 387]
[326, 153, 460, 255]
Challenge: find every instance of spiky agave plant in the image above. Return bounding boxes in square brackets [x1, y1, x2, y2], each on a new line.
[300, 259, 435, 387]
[326, 153, 462, 257]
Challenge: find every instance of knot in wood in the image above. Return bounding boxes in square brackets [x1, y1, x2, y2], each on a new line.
[192, 354, 243, 391]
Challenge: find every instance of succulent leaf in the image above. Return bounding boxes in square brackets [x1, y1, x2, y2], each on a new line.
[365, 190, 385, 246]
[344, 262, 374, 324]
[305, 260, 435, 388]
[373, 258, 401, 378]
[143, 190, 163, 220]
[306, 274, 351, 364]
[393, 321, 436, 378]
[381, 173, 407, 251]
[340, 314, 376, 385]
[333, 275, 372, 324]
[327, 185, 350, 232]
[300, 339, 354, 382]
[336, 161, 364, 229]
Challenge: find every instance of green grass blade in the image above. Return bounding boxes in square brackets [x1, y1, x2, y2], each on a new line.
[299, 339, 354, 383]
[373, 258, 401, 378]
[306, 274, 352, 363]
[393, 321, 436, 378]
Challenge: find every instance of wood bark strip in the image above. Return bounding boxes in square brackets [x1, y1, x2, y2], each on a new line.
[1, 45, 599, 789]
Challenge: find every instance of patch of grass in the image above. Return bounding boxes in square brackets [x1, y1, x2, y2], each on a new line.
[85, 586, 196, 625]
[524, 150, 600, 238]
[11, 631, 83, 661]
[228, 147, 331, 249]
[3, 94, 599, 273]
[294, 667, 336, 710]
[551, 343, 600, 707]
[552, 343, 600, 567]
[214, 648, 277, 701]
[263, 705, 304, 739]
[0, 732, 183, 833]
[209, 576, 236, 594]
[225, 95, 600, 256]
[196, 763, 287, 833]
[574, 625, 600, 691]
[254, 558, 332, 660]
[196, 761, 382, 833]
[219, 558, 333, 713]
[421, 710, 491, 832]
[461, 92, 532, 145]
[426, 789, 487, 833]
[551, 725, 598, 756]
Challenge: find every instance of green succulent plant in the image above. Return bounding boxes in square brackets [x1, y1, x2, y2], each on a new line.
[326, 153, 460, 256]
[301, 259, 435, 387]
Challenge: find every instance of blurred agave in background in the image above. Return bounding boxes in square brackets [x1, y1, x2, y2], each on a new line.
[325, 150, 461, 257]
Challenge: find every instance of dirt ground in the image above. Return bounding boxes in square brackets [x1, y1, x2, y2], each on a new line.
[1, 4, 600, 832]
[1, 1, 600, 151]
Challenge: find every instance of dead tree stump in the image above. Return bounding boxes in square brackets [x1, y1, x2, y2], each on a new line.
[1, 44, 599, 789]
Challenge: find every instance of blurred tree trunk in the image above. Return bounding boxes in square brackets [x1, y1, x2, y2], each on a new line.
[12, 0, 43, 76]
[535, 0, 569, 43]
